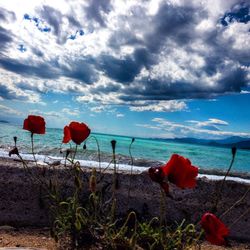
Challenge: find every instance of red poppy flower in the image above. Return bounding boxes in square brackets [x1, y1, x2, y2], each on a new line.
[148, 167, 169, 193]
[162, 154, 198, 188]
[148, 154, 198, 193]
[23, 115, 46, 134]
[62, 121, 90, 145]
[201, 212, 229, 246]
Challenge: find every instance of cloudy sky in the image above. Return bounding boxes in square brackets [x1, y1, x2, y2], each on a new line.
[0, 0, 249, 139]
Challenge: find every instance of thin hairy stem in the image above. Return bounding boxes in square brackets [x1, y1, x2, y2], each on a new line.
[127, 138, 135, 209]
[213, 151, 236, 212]
[16, 153, 50, 191]
[72, 144, 78, 163]
[160, 188, 166, 226]
[229, 207, 250, 228]
[220, 186, 250, 219]
[31, 133, 38, 167]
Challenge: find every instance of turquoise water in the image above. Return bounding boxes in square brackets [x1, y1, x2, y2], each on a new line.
[0, 122, 249, 172]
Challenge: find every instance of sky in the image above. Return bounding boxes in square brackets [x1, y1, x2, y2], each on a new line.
[0, 0, 249, 139]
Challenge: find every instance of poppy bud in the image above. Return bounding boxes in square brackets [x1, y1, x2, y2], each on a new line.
[111, 140, 116, 154]
[231, 147, 237, 157]
[83, 143, 87, 150]
[89, 168, 97, 193]
[148, 167, 165, 184]
[9, 147, 19, 157]
[131, 138, 135, 143]
[13, 136, 17, 146]
[65, 149, 71, 159]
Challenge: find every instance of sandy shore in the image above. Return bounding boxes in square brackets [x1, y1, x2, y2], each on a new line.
[0, 156, 249, 243]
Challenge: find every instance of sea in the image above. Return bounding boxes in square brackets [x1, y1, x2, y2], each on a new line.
[0, 122, 249, 174]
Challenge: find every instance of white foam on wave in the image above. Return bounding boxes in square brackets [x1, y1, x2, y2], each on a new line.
[1, 149, 250, 184]
[0, 149, 146, 173]
[198, 174, 250, 184]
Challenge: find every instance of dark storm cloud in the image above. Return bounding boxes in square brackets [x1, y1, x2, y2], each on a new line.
[0, 26, 13, 50]
[97, 48, 156, 84]
[0, 55, 98, 85]
[98, 2, 204, 90]
[15, 82, 46, 94]
[0, 57, 60, 79]
[119, 68, 249, 101]
[0, 83, 27, 101]
[90, 83, 121, 94]
[220, 2, 249, 26]
[38, 6, 62, 36]
[63, 59, 98, 84]
[84, 0, 112, 27]
[67, 15, 81, 28]
[145, 3, 200, 53]
[0, 0, 249, 105]
[31, 47, 44, 57]
[217, 68, 248, 92]
[0, 84, 14, 100]
[108, 30, 142, 49]
[94, 1, 249, 103]
[98, 54, 142, 83]
[0, 7, 15, 22]
[38, 5, 84, 43]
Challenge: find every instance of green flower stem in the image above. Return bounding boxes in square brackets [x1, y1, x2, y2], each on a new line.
[31, 133, 38, 167]
[229, 207, 250, 228]
[213, 151, 236, 212]
[220, 186, 250, 219]
[160, 188, 166, 226]
[113, 211, 137, 240]
[16, 153, 50, 191]
[111, 145, 117, 223]
[127, 139, 134, 209]
[72, 144, 78, 163]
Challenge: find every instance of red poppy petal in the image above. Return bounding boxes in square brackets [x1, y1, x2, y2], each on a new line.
[206, 234, 226, 246]
[69, 121, 90, 145]
[200, 213, 229, 246]
[23, 118, 30, 131]
[162, 154, 198, 189]
[162, 154, 178, 175]
[23, 115, 46, 134]
[63, 126, 71, 143]
[29, 115, 46, 134]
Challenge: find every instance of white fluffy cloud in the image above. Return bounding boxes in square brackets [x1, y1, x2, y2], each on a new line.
[136, 117, 250, 139]
[186, 118, 229, 130]
[0, 104, 22, 116]
[0, 0, 249, 112]
[130, 100, 187, 112]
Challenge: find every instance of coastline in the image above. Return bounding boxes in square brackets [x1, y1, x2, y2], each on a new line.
[1, 148, 250, 182]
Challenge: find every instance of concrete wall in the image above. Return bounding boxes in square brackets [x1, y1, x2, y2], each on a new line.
[0, 158, 249, 242]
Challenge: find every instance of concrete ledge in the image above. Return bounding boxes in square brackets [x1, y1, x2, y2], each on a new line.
[0, 157, 249, 242]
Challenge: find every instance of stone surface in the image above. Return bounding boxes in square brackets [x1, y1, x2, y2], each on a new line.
[0, 157, 249, 242]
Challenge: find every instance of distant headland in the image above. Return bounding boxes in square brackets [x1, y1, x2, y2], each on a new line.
[0, 120, 9, 124]
[152, 136, 250, 150]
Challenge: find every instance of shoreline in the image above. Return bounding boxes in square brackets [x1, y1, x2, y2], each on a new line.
[1, 148, 250, 182]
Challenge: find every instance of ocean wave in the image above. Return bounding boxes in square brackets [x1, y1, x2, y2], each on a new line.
[0, 149, 149, 173]
[1, 148, 250, 184]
